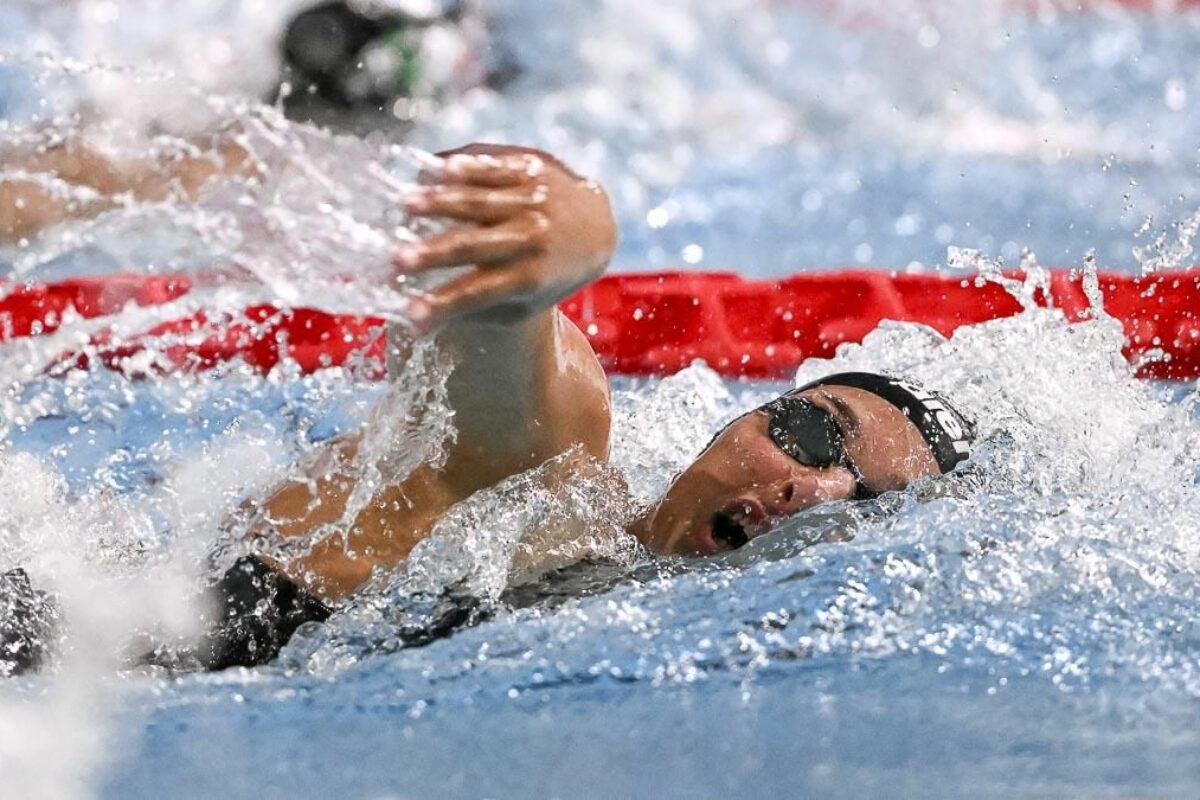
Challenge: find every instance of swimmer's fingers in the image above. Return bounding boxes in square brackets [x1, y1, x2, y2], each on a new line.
[418, 152, 544, 188]
[403, 267, 537, 336]
[394, 214, 546, 272]
[404, 185, 545, 224]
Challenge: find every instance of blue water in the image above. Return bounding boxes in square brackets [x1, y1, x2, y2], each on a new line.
[104, 661, 1200, 798]
[3, 3, 1200, 799]
[419, 3, 1200, 274]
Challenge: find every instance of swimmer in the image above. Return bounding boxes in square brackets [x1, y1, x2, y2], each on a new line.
[192, 142, 975, 669]
[0, 143, 975, 673]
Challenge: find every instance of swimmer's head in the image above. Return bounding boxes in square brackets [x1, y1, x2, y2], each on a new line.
[280, 0, 493, 126]
[630, 372, 976, 556]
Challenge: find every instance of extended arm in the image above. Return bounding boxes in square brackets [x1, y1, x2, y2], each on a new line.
[0, 135, 252, 243]
[243, 145, 618, 600]
[399, 144, 616, 491]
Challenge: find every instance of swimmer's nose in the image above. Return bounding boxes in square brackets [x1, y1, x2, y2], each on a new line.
[779, 469, 856, 512]
[777, 480, 810, 515]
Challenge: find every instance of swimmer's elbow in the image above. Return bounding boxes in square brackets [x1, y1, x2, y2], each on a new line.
[573, 385, 612, 462]
[554, 311, 612, 460]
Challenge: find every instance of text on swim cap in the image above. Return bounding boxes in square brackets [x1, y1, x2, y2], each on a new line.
[891, 378, 970, 454]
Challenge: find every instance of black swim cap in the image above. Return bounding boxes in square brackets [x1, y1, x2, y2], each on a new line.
[793, 372, 975, 473]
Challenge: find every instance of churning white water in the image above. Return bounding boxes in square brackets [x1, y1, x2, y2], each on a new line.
[1, 1, 1200, 797]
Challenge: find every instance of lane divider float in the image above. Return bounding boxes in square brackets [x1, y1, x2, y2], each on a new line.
[1, 268, 1198, 380]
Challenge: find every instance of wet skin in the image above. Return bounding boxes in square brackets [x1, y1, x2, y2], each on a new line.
[628, 385, 941, 556]
[242, 144, 619, 601]
[0, 137, 943, 600]
[0, 135, 256, 243]
[188, 145, 937, 597]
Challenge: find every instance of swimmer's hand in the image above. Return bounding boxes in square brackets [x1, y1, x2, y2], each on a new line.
[395, 144, 617, 335]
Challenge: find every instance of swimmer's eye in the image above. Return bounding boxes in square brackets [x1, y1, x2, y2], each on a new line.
[761, 396, 875, 497]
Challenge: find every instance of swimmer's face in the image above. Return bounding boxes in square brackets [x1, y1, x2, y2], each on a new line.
[632, 386, 940, 556]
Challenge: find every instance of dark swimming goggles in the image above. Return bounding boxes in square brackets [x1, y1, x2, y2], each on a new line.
[760, 395, 877, 500]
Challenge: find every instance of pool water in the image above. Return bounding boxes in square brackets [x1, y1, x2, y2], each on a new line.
[3, 2, 1200, 798]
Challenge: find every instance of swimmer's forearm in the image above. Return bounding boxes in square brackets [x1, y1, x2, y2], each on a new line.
[385, 144, 615, 489]
[434, 308, 610, 493]
[0, 142, 132, 241]
[0, 137, 253, 241]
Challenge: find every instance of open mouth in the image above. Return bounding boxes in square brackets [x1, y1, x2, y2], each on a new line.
[710, 511, 750, 550]
[709, 498, 779, 551]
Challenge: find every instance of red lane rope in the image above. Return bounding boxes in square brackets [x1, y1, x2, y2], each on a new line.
[564, 269, 1200, 380]
[1, 268, 1198, 380]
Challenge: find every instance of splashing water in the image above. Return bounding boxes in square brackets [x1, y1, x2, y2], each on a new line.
[1, 98, 451, 315]
[8, 0, 1200, 273]
[1135, 206, 1200, 272]
[337, 0, 1194, 273]
[0, 60, 471, 797]
[221, 259, 1200, 701]
[60, 259, 1195, 797]
[1, 1, 1200, 797]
